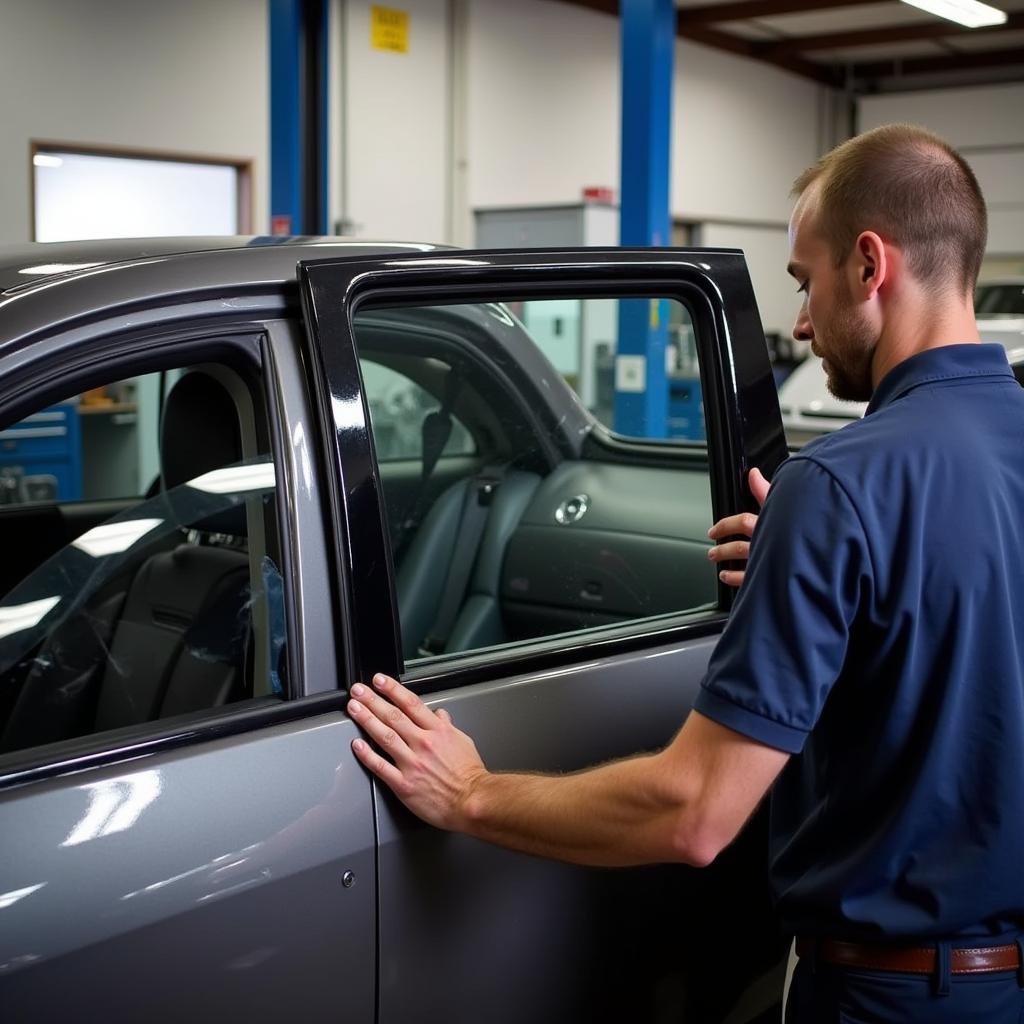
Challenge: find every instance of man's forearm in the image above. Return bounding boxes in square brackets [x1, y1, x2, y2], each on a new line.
[349, 674, 787, 868]
[458, 750, 710, 868]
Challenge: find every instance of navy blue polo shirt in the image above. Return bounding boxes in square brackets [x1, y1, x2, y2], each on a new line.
[695, 343, 1024, 941]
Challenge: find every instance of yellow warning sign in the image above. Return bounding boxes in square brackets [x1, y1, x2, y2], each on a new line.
[371, 6, 409, 54]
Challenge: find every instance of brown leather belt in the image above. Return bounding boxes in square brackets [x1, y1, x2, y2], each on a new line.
[796, 937, 1021, 976]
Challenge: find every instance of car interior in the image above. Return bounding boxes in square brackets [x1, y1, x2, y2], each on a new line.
[355, 303, 719, 666]
[0, 364, 285, 758]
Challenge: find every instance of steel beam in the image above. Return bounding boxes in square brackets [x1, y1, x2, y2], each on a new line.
[615, 0, 675, 438]
[270, 0, 329, 236]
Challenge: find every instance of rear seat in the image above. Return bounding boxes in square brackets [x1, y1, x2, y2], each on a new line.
[396, 469, 541, 660]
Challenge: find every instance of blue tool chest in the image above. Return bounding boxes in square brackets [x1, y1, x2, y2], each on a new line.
[0, 402, 82, 504]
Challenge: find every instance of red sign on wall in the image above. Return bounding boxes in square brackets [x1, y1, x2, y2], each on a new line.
[271, 214, 292, 236]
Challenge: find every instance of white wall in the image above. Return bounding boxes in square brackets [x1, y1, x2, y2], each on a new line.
[0, 0, 268, 245]
[464, 0, 621, 214]
[700, 223, 796, 341]
[462, 0, 828, 333]
[1, 0, 830, 335]
[859, 85, 1024, 258]
[338, 0, 450, 243]
[672, 41, 826, 227]
[465, 0, 827, 225]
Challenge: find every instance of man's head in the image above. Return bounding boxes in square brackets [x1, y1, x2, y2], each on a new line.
[787, 124, 987, 402]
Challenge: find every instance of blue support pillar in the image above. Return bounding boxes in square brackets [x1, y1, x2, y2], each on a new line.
[614, 0, 675, 438]
[270, 0, 329, 236]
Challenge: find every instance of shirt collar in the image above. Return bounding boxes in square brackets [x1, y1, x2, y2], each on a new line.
[866, 343, 1013, 416]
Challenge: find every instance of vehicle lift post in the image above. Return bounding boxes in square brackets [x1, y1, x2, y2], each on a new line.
[615, 0, 675, 439]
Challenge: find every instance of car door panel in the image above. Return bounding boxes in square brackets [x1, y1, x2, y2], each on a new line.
[376, 636, 720, 1022]
[0, 710, 376, 1022]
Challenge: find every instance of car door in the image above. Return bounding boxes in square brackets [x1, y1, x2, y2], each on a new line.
[300, 249, 790, 1023]
[0, 316, 376, 1022]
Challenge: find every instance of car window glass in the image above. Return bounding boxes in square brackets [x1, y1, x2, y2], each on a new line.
[975, 284, 1024, 317]
[0, 366, 288, 761]
[362, 359, 475, 461]
[352, 298, 715, 668]
[514, 297, 703, 440]
[0, 370, 175, 508]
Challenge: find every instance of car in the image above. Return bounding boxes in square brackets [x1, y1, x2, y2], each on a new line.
[0, 237, 790, 1023]
[975, 277, 1024, 323]
[779, 279, 1024, 444]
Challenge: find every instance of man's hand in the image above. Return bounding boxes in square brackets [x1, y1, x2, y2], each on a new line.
[707, 468, 770, 588]
[349, 673, 487, 831]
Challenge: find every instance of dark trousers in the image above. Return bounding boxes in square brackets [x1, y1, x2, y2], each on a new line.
[786, 954, 1024, 1023]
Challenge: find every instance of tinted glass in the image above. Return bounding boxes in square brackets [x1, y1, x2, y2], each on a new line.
[353, 298, 716, 667]
[976, 284, 1024, 317]
[0, 366, 287, 760]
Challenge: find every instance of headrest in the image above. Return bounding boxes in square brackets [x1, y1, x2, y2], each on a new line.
[160, 371, 247, 536]
[160, 371, 243, 492]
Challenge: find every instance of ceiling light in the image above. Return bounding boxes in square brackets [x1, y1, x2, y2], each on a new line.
[32, 154, 63, 168]
[899, 0, 1007, 28]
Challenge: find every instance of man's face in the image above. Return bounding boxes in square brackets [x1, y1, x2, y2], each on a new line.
[787, 187, 877, 403]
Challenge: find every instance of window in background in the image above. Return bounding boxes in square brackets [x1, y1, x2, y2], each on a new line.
[31, 144, 251, 242]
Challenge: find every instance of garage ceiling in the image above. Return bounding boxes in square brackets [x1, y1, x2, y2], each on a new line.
[562, 0, 1024, 92]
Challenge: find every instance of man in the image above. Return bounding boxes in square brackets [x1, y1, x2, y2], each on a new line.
[350, 124, 1024, 1021]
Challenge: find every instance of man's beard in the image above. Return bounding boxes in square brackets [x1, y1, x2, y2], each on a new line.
[820, 284, 876, 403]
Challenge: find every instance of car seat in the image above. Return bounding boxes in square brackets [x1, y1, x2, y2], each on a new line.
[396, 469, 541, 661]
[0, 371, 257, 753]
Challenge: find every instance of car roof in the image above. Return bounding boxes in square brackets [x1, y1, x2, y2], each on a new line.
[0, 236, 454, 350]
[0, 236, 444, 296]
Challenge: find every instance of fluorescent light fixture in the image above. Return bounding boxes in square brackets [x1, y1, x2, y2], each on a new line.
[17, 262, 104, 276]
[900, 0, 1006, 27]
[187, 463, 276, 495]
[72, 518, 163, 558]
[32, 154, 63, 168]
[0, 596, 61, 640]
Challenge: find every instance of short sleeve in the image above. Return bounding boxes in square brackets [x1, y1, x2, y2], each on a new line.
[694, 456, 872, 754]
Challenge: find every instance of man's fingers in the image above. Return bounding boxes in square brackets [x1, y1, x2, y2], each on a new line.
[707, 511, 759, 541]
[708, 540, 750, 563]
[348, 694, 414, 761]
[436, 708, 453, 724]
[352, 738, 406, 790]
[371, 673, 438, 730]
[749, 467, 770, 507]
[718, 569, 746, 588]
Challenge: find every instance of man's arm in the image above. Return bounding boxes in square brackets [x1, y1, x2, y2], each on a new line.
[349, 673, 789, 868]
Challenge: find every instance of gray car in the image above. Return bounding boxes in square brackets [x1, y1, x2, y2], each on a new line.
[0, 238, 789, 1023]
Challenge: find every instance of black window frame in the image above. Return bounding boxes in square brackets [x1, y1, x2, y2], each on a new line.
[298, 248, 789, 695]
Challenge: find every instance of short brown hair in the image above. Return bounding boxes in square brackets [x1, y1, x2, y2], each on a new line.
[793, 124, 987, 296]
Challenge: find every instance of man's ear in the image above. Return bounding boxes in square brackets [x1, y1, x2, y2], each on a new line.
[852, 230, 887, 299]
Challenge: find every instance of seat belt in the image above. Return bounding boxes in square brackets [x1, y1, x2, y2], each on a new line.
[420, 466, 506, 657]
[393, 370, 460, 560]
